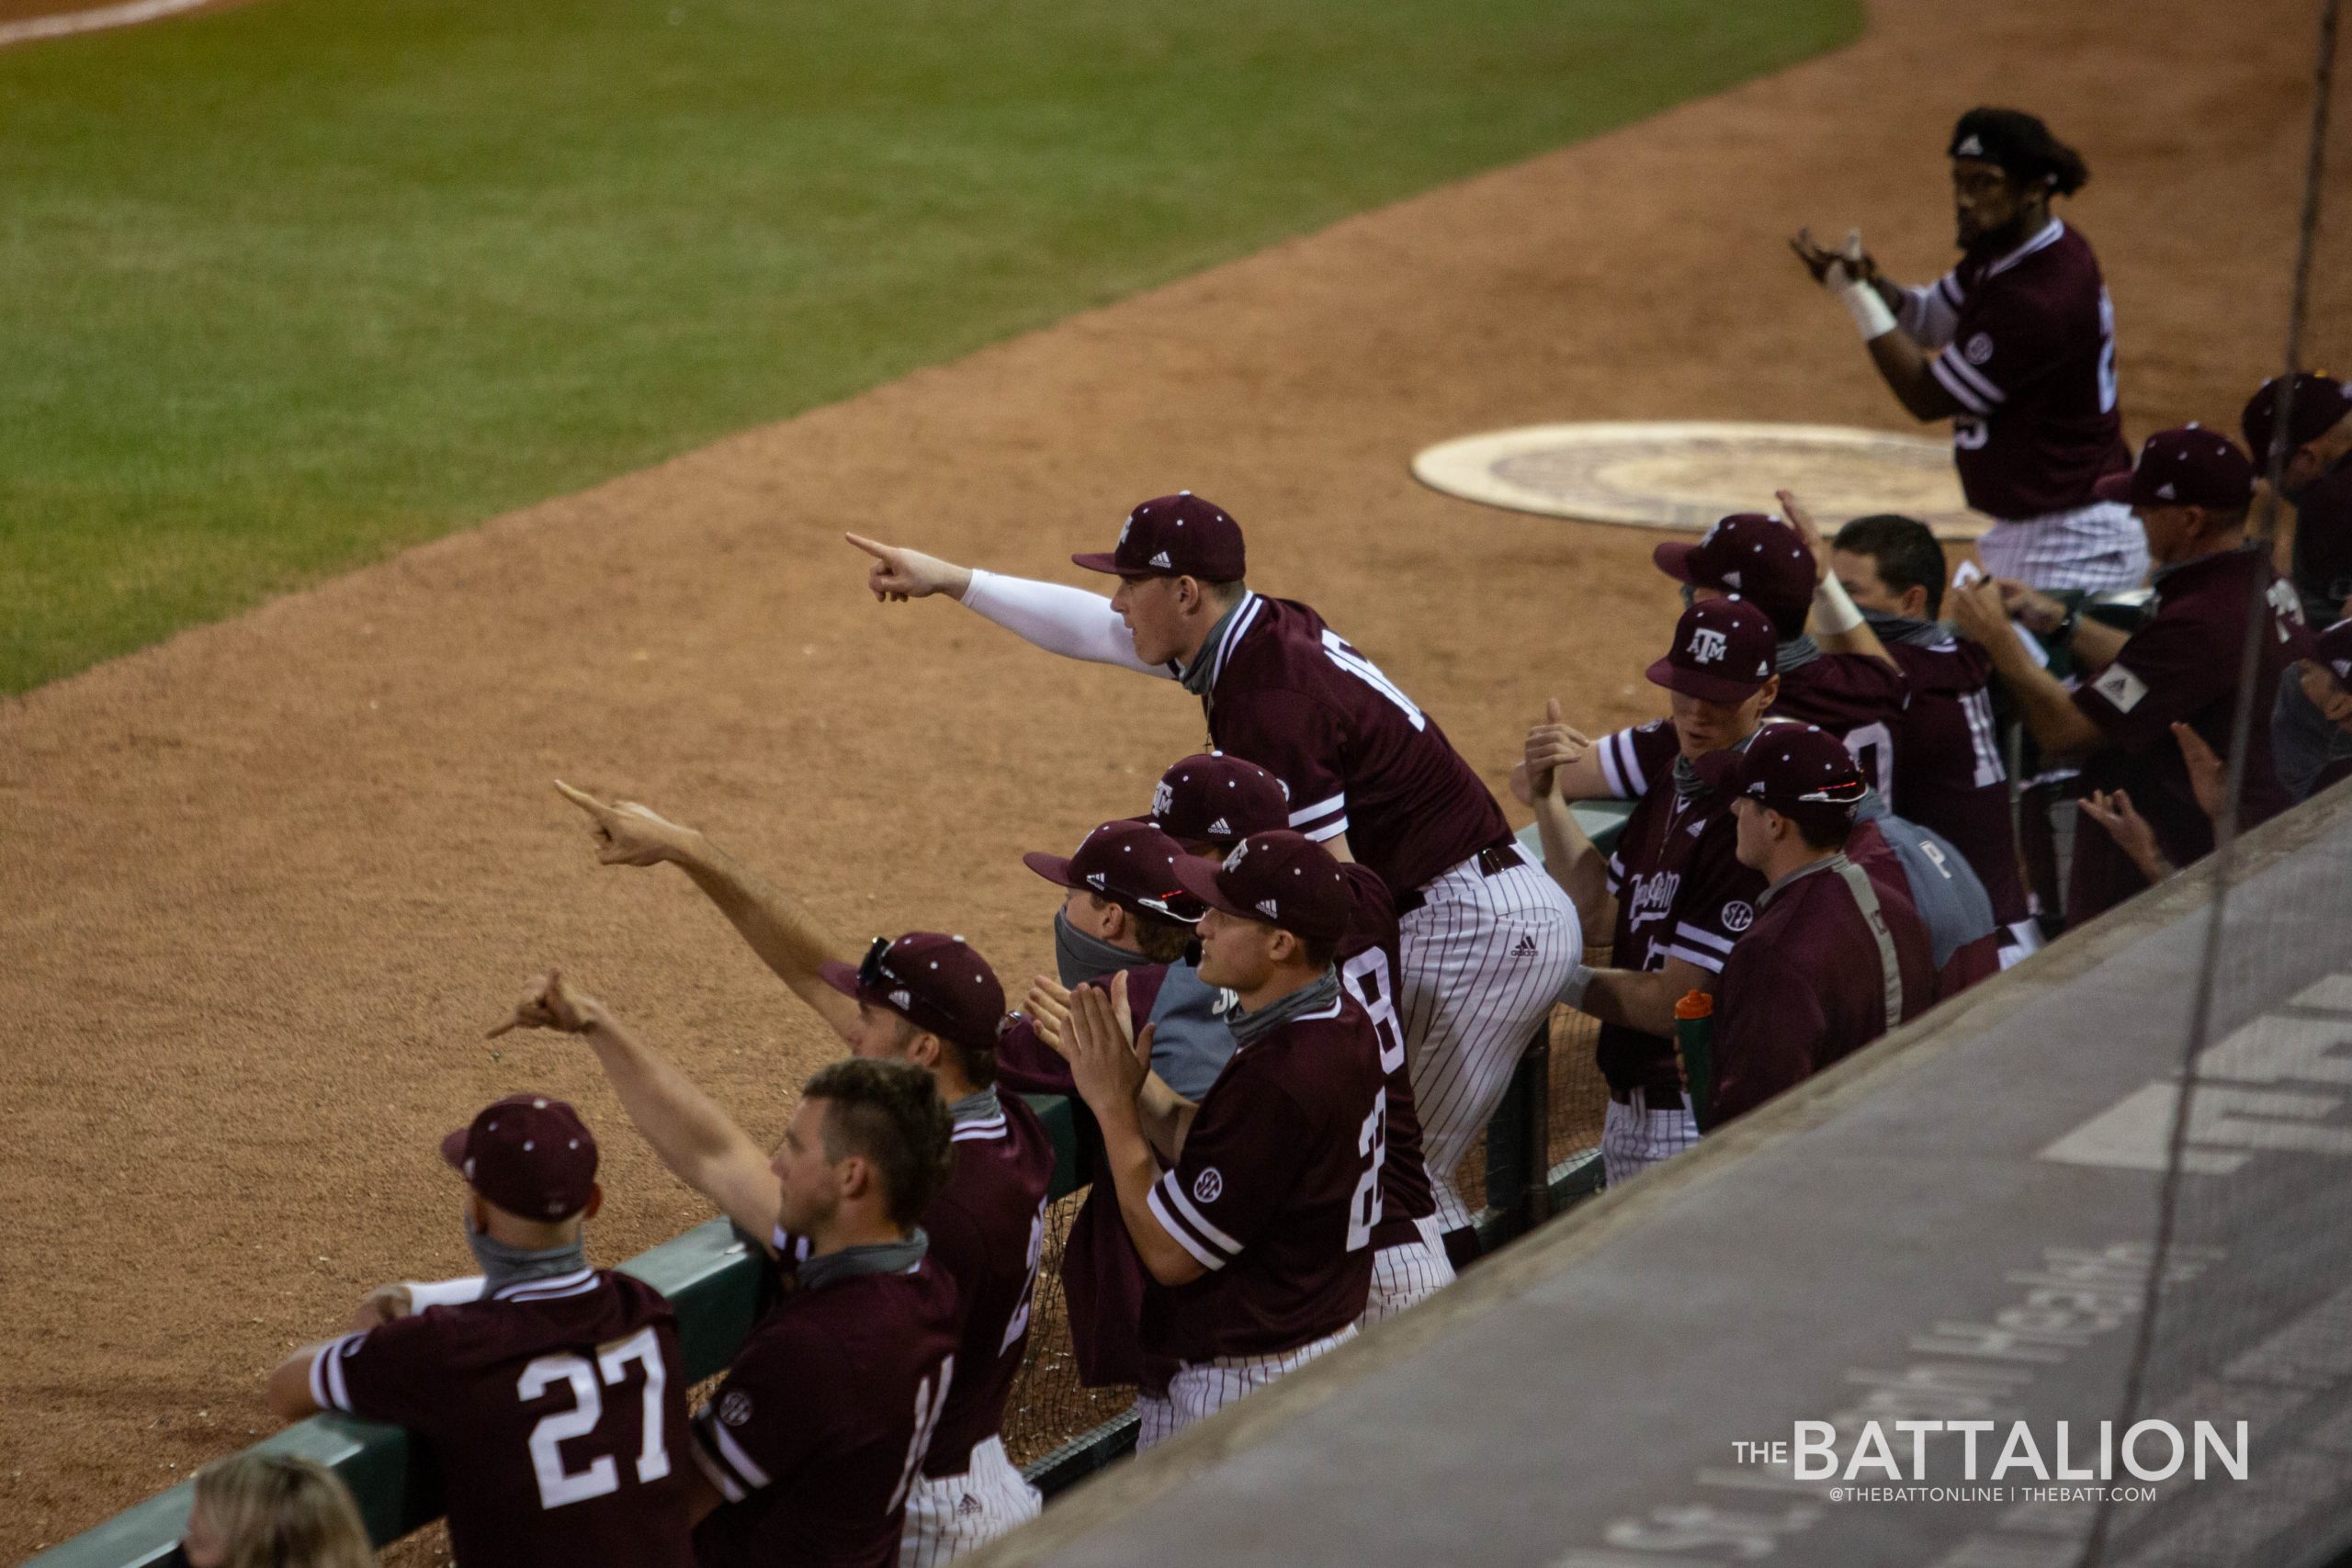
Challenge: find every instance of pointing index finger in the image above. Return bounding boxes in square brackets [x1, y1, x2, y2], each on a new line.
[553, 779, 607, 816]
[843, 533, 892, 562]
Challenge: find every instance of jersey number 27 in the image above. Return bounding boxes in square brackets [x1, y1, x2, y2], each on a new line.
[516, 1326, 671, 1511]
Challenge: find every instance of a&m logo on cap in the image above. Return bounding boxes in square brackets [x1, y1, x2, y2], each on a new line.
[1224, 840, 1250, 872]
[1690, 627, 1729, 664]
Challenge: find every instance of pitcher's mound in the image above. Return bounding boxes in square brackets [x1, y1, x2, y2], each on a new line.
[1412, 421, 1990, 540]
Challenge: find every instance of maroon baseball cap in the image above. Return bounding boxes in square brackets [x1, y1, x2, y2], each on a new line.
[1647, 597, 1779, 705]
[1022, 818, 1204, 922]
[1170, 830, 1351, 945]
[1694, 723, 1869, 836]
[1653, 513, 1817, 637]
[2242, 373, 2352, 461]
[1150, 752, 1290, 848]
[1071, 492, 1246, 581]
[441, 1094, 599, 1221]
[819, 931, 1006, 1052]
[2094, 424, 2257, 511]
[2314, 617, 2352, 684]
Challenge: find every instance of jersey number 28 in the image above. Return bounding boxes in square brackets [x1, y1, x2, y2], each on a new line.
[516, 1326, 671, 1511]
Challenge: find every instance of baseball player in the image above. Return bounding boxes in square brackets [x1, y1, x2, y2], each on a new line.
[1523, 599, 1779, 1184]
[2272, 617, 2352, 802]
[1792, 107, 2139, 591]
[266, 1093, 696, 1568]
[1817, 509, 2039, 958]
[1651, 505, 1912, 799]
[1142, 752, 1449, 1307]
[1951, 426, 2311, 921]
[847, 498, 1577, 1256]
[1697, 726, 1937, 1127]
[1055, 831, 1385, 1439]
[2243, 373, 2352, 626]
[550, 789, 1051, 1564]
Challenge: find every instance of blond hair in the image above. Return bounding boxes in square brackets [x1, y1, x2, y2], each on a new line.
[191, 1452, 376, 1568]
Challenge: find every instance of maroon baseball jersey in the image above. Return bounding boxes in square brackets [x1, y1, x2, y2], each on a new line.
[691, 1253, 961, 1568]
[1921, 220, 2131, 521]
[1708, 855, 1936, 1128]
[1883, 632, 2030, 927]
[2069, 545, 2311, 920]
[1599, 757, 1767, 1100]
[1197, 593, 1510, 896]
[1141, 989, 1382, 1361]
[2291, 456, 2352, 626]
[1770, 651, 1911, 807]
[918, 1094, 1056, 1477]
[309, 1269, 694, 1568]
[1336, 863, 1437, 1234]
[765, 1095, 1052, 1478]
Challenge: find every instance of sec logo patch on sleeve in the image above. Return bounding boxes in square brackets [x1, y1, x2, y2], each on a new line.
[1193, 1168, 1224, 1203]
[2093, 662, 2149, 714]
[1721, 901, 1755, 932]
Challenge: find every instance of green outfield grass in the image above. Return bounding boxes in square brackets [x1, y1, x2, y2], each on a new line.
[0, 0, 1859, 694]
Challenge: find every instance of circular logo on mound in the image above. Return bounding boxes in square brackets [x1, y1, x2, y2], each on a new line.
[1721, 900, 1756, 933]
[718, 1391, 753, 1427]
[1193, 1168, 1225, 1204]
[1409, 422, 1990, 541]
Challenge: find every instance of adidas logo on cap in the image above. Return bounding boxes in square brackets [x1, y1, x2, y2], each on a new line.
[1257, 898, 1280, 919]
[2156, 482, 2177, 500]
[1956, 133, 1984, 155]
[1149, 550, 1173, 569]
[1206, 817, 1232, 837]
[1087, 872, 1106, 890]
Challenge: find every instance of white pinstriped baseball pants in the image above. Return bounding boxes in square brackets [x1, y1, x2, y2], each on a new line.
[1974, 500, 2148, 592]
[899, 1437, 1039, 1567]
[1600, 1090, 1701, 1187]
[1162, 1327, 1356, 1440]
[1359, 1214, 1455, 1327]
[1399, 858, 1580, 1232]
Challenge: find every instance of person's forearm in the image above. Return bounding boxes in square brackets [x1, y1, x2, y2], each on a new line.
[2067, 616, 2131, 671]
[960, 570, 1169, 676]
[1095, 1102, 1196, 1284]
[1810, 576, 1898, 667]
[1579, 967, 1690, 1038]
[1136, 1074, 1198, 1163]
[582, 1016, 774, 1229]
[1533, 794, 1611, 922]
[1984, 653, 2105, 763]
[1864, 332, 1958, 422]
[669, 837, 858, 1043]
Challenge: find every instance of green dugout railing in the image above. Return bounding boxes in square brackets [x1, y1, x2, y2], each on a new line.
[32, 803, 1633, 1567]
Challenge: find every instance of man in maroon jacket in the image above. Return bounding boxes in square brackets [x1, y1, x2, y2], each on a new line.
[1951, 426, 2312, 922]
[267, 1095, 697, 1568]
[1057, 831, 1385, 1440]
[548, 786, 1053, 1563]
[846, 498, 1577, 1254]
[1698, 726, 1937, 1128]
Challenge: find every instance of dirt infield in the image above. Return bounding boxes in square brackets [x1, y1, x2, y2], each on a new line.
[2, 0, 2341, 1554]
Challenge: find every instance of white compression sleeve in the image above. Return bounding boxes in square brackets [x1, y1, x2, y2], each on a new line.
[402, 1276, 487, 1309]
[961, 570, 1173, 677]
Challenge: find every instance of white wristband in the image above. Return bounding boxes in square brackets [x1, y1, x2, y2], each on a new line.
[1837, 279, 1897, 341]
[1555, 964, 1595, 1012]
[1813, 573, 1865, 634]
[402, 1276, 488, 1310]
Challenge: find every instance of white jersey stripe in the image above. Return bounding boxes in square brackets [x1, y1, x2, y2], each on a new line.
[1147, 1185, 1229, 1270]
[708, 1416, 774, 1491]
[1207, 594, 1264, 687]
[1157, 1170, 1246, 1255]
[691, 1429, 750, 1504]
[1938, 347, 2006, 406]
[1929, 352, 1994, 415]
[1670, 922, 1736, 954]
[1287, 793, 1346, 827]
[1599, 731, 1645, 800]
[1660, 942, 1729, 974]
[1302, 817, 1350, 843]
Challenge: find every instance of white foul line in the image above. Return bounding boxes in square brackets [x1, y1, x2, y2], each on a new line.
[0, 0, 226, 49]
